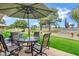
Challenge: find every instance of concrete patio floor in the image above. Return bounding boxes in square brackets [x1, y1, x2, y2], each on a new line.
[18, 47, 75, 56]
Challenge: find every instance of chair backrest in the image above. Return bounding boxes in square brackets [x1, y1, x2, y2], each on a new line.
[41, 33, 50, 48]
[12, 32, 19, 38]
[9, 32, 14, 44]
[19, 33, 23, 38]
[9, 32, 19, 45]
[0, 34, 8, 51]
[10, 32, 19, 40]
[34, 32, 39, 38]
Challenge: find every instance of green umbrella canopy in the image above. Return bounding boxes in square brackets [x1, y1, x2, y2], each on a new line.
[0, 3, 53, 38]
[0, 3, 53, 19]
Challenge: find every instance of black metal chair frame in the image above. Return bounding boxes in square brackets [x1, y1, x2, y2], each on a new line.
[0, 34, 21, 56]
[32, 33, 50, 56]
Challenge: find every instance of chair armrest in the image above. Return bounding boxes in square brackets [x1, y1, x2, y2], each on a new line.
[32, 43, 40, 47]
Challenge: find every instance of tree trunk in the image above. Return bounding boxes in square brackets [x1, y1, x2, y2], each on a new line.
[40, 24, 42, 30]
[48, 22, 51, 32]
[40, 24, 42, 34]
[76, 20, 79, 27]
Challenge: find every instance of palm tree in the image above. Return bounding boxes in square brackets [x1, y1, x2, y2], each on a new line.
[71, 8, 79, 27]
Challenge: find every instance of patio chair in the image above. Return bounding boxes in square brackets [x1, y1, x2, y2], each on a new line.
[0, 34, 20, 56]
[32, 33, 50, 56]
[0, 42, 4, 52]
[24, 31, 40, 51]
[9, 32, 22, 50]
[34, 32, 40, 40]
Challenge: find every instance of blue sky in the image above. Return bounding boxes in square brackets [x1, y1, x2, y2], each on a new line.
[45, 3, 79, 10]
[3, 3, 79, 27]
[45, 3, 79, 27]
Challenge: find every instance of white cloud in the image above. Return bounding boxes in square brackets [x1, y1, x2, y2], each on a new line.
[57, 7, 71, 20]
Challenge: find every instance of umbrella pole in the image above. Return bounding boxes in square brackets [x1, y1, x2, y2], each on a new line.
[27, 11, 30, 40]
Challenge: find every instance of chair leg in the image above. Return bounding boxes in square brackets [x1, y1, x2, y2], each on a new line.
[34, 53, 39, 56]
[9, 52, 19, 56]
[34, 52, 47, 56]
[42, 52, 47, 56]
[5, 51, 7, 56]
[31, 43, 33, 56]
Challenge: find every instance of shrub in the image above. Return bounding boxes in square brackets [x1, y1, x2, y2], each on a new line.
[2, 31, 10, 39]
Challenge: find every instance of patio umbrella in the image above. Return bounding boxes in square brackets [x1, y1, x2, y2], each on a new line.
[0, 3, 53, 38]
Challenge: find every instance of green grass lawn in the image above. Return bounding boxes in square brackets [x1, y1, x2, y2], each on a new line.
[49, 36, 79, 56]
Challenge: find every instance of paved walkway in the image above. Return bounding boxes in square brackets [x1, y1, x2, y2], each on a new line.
[52, 32, 79, 40]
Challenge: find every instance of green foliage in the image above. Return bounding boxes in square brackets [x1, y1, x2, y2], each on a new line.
[71, 8, 79, 20]
[31, 27, 36, 33]
[71, 8, 79, 27]
[22, 33, 28, 38]
[2, 31, 10, 39]
[10, 20, 27, 28]
[22, 33, 33, 38]
[39, 8, 58, 30]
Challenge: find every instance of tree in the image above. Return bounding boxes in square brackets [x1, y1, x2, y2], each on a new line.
[0, 18, 5, 24]
[31, 25, 38, 33]
[64, 18, 69, 28]
[39, 8, 58, 31]
[44, 8, 58, 31]
[39, 18, 47, 30]
[51, 20, 61, 28]
[71, 8, 79, 27]
[10, 20, 27, 30]
[32, 25, 38, 29]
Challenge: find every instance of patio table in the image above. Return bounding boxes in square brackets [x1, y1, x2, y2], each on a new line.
[17, 37, 38, 56]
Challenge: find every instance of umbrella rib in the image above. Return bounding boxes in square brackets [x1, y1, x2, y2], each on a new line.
[14, 3, 52, 12]
[0, 7, 20, 10]
[9, 9, 23, 17]
[29, 3, 39, 7]
[15, 3, 39, 7]
[32, 7, 53, 12]
[14, 3, 27, 7]
[30, 8, 37, 19]
[32, 8, 47, 17]
[23, 10, 27, 19]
